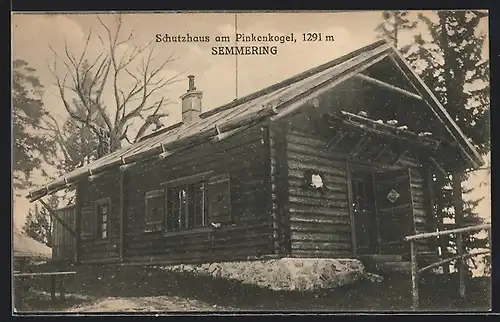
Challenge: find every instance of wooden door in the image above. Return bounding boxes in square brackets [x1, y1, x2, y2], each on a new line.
[373, 168, 415, 255]
[351, 172, 378, 254]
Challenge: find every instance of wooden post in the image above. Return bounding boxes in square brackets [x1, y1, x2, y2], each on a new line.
[410, 241, 419, 311]
[371, 173, 382, 255]
[59, 277, 65, 302]
[435, 173, 450, 276]
[15, 276, 24, 311]
[15, 259, 26, 311]
[424, 167, 439, 255]
[345, 162, 357, 256]
[456, 232, 466, 299]
[451, 173, 467, 299]
[19, 259, 26, 273]
[50, 275, 56, 304]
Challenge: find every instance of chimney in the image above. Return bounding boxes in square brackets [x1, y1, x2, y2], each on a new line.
[180, 75, 202, 123]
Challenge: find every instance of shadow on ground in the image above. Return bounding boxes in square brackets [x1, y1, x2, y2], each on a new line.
[20, 262, 491, 312]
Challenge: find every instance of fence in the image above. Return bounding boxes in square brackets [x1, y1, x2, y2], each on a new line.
[52, 205, 76, 262]
[404, 223, 491, 310]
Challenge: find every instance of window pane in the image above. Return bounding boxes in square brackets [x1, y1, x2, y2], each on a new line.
[102, 214, 107, 222]
[186, 184, 195, 228]
[102, 230, 107, 239]
[194, 183, 205, 227]
[170, 187, 181, 229]
[164, 182, 208, 230]
[180, 188, 187, 228]
[102, 223, 107, 230]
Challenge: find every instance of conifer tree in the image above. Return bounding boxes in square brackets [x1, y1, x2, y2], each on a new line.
[376, 11, 490, 274]
[13, 59, 57, 190]
[374, 11, 418, 48]
[22, 195, 58, 247]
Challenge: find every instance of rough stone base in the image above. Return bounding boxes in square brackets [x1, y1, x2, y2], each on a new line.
[160, 258, 366, 292]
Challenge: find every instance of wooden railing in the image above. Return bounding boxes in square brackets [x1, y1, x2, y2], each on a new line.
[404, 223, 491, 311]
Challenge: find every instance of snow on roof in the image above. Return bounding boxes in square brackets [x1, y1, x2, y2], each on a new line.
[13, 229, 52, 260]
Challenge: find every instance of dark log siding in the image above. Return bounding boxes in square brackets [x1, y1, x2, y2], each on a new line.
[74, 110, 438, 264]
[78, 170, 121, 263]
[269, 122, 289, 255]
[279, 110, 437, 259]
[409, 168, 434, 253]
[284, 130, 353, 257]
[119, 124, 274, 263]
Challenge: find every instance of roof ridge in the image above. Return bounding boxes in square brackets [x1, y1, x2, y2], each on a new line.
[138, 40, 390, 143]
[199, 39, 389, 119]
[138, 121, 184, 142]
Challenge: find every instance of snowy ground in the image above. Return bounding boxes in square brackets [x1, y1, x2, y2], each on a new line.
[66, 295, 232, 312]
[14, 263, 490, 313]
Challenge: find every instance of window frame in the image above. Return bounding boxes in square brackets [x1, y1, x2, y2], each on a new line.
[160, 171, 224, 236]
[94, 197, 111, 240]
[162, 172, 213, 233]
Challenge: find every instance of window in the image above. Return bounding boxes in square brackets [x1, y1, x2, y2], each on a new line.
[95, 198, 110, 240]
[161, 172, 231, 232]
[165, 182, 207, 231]
[145, 190, 165, 231]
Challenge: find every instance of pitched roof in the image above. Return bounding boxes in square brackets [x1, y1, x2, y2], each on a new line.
[27, 40, 483, 202]
[13, 229, 52, 260]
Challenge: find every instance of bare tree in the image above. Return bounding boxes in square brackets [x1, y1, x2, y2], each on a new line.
[48, 14, 182, 154]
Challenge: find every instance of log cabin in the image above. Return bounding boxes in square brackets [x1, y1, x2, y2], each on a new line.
[29, 40, 483, 266]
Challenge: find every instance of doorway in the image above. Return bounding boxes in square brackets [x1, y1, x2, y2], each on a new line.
[351, 171, 378, 254]
[350, 167, 416, 256]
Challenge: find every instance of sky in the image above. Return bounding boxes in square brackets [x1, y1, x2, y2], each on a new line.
[11, 11, 490, 230]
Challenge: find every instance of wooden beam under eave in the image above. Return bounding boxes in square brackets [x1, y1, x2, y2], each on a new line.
[88, 171, 108, 183]
[349, 136, 371, 160]
[373, 144, 390, 162]
[340, 118, 439, 152]
[326, 131, 346, 150]
[354, 73, 423, 101]
[430, 157, 448, 177]
[391, 148, 408, 166]
[38, 199, 76, 237]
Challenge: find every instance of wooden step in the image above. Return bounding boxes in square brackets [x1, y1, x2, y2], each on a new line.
[359, 254, 404, 262]
[374, 261, 411, 275]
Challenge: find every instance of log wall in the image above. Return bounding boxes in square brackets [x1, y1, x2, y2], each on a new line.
[121, 124, 273, 263]
[78, 170, 121, 263]
[283, 129, 353, 258]
[409, 167, 435, 253]
[75, 111, 437, 264]
[278, 110, 437, 259]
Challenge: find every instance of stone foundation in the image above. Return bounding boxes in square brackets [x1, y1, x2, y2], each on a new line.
[160, 258, 366, 291]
